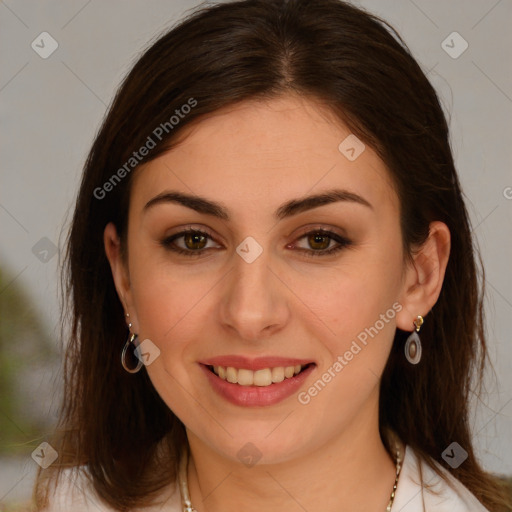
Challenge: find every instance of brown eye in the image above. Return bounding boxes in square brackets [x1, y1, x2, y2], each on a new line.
[161, 229, 221, 257]
[292, 229, 352, 258]
[183, 232, 208, 250]
[307, 233, 331, 251]
[161, 228, 351, 259]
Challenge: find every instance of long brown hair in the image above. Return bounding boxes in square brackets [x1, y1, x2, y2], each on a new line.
[34, 0, 511, 510]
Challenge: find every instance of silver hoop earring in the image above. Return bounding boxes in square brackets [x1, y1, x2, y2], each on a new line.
[405, 315, 423, 365]
[121, 315, 143, 373]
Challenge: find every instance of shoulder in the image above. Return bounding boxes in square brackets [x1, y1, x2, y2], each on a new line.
[39, 466, 112, 512]
[40, 466, 182, 512]
[391, 444, 490, 512]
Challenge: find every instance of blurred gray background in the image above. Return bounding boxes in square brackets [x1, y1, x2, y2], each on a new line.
[1, 0, 511, 507]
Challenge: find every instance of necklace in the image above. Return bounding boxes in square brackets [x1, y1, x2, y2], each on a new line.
[178, 441, 403, 512]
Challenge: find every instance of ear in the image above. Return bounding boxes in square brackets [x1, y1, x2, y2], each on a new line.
[104, 222, 140, 332]
[395, 221, 451, 331]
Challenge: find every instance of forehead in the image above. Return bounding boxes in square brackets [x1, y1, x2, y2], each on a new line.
[130, 94, 398, 220]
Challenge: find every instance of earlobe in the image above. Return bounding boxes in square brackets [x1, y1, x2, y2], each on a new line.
[103, 222, 131, 314]
[396, 221, 451, 331]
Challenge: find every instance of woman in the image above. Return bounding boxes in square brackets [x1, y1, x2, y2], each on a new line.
[34, 0, 511, 511]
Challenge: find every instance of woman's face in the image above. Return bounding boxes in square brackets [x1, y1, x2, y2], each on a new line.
[106, 94, 420, 464]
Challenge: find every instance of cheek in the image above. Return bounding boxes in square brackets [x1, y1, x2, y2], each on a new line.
[298, 268, 401, 428]
[298, 249, 402, 343]
[127, 248, 224, 367]
[131, 270, 203, 342]
[300, 252, 403, 414]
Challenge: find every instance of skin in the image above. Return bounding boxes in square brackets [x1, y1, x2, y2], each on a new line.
[104, 94, 450, 512]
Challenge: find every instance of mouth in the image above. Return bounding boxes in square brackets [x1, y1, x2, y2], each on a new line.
[205, 362, 316, 387]
[199, 361, 317, 407]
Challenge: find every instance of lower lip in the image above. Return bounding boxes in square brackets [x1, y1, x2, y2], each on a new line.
[199, 363, 316, 407]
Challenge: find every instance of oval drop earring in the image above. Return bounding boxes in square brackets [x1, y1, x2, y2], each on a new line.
[121, 312, 143, 374]
[404, 315, 423, 365]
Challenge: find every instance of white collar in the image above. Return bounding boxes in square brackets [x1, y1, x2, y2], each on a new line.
[50, 444, 491, 511]
[391, 444, 490, 511]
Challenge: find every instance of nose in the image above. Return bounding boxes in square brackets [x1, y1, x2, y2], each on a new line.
[219, 245, 290, 343]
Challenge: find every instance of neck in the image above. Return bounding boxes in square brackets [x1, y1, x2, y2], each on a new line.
[185, 401, 400, 512]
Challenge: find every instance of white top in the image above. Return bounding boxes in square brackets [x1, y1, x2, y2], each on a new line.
[44, 445, 490, 511]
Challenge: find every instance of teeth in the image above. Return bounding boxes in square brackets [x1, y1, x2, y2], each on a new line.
[271, 366, 284, 383]
[211, 364, 305, 386]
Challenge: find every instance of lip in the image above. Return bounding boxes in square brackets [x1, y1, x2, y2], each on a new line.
[199, 362, 316, 407]
[199, 355, 315, 371]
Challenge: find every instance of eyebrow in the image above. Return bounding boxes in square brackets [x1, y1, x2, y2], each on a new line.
[143, 188, 373, 220]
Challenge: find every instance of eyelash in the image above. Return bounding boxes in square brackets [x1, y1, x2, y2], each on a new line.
[160, 228, 351, 258]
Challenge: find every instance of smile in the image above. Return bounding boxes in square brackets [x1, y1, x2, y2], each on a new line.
[200, 362, 316, 407]
[208, 363, 312, 386]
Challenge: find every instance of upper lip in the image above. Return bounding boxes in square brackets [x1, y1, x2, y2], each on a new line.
[200, 355, 315, 371]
